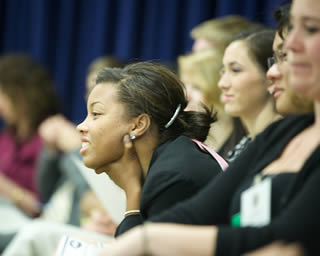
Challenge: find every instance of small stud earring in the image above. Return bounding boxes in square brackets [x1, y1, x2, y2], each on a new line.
[129, 134, 136, 140]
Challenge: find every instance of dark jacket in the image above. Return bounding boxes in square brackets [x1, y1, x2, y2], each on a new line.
[115, 135, 224, 236]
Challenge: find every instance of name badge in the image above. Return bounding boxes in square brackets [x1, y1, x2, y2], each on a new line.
[240, 176, 271, 227]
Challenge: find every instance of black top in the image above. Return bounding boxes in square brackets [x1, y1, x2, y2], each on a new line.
[115, 135, 223, 236]
[151, 114, 320, 255]
[229, 173, 297, 226]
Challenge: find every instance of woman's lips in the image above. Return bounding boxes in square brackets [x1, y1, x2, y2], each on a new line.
[273, 88, 284, 99]
[80, 140, 89, 154]
[221, 94, 233, 103]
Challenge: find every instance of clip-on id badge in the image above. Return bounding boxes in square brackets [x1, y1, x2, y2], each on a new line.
[240, 175, 271, 227]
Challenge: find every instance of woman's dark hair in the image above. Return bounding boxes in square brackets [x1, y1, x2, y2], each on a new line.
[96, 62, 216, 143]
[0, 54, 60, 132]
[274, 3, 291, 39]
[230, 28, 275, 73]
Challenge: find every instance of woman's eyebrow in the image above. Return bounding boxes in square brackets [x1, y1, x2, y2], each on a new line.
[304, 17, 320, 24]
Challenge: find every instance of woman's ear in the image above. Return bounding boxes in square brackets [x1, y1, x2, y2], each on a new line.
[129, 114, 151, 138]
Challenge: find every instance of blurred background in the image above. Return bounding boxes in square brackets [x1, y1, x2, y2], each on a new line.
[0, 0, 287, 124]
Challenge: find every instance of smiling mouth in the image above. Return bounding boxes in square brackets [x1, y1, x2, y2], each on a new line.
[273, 89, 284, 99]
[221, 94, 233, 103]
[80, 142, 89, 154]
[82, 142, 89, 147]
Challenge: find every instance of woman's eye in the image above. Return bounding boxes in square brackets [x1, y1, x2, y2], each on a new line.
[279, 52, 287, 61]
[307, 27, 319, 34]
[306, 26, 320, 34]
[231, 67, 241, 73]
[92, 112, 101, 117]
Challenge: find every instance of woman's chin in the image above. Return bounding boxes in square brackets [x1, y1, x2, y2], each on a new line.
[82, 158, 108, 174]
[82, 159, 99, 172]
[93, 167, 106, 174]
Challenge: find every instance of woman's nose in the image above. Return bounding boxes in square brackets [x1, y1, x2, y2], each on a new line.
[285, 26, 303, 53]
[77, 118, 88, 133]
[267, 62, 282, 82]
[218, 75, 230, 90]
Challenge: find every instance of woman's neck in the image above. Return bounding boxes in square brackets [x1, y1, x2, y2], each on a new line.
[205, 109, 233, 151]
[314, 101, 320, 128]
[135, 131, 160, 179]
[240, 100, 281, 138]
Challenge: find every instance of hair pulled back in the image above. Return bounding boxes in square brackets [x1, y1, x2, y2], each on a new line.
[96, 62, 216, 143]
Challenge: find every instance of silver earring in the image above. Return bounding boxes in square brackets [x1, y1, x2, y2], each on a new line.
[129, 134, 136, 140]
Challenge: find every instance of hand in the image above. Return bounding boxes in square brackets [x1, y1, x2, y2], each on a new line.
[79, 190, 105, 217]
[38, 115, 59, 150]
[98, 227, 143, 256]
[15, 192, 42, 217]
[82, 209, 118, 236]
[105, 135, 143, 211]
[39, 115, 80, 152]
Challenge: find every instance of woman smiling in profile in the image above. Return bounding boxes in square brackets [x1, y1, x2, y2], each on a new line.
[77, 62, 227, 236]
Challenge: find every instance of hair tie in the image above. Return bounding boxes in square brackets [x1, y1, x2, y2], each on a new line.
[165, 104, 181, 128]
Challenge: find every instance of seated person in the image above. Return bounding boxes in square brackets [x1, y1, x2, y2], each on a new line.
[0, 55, 60, 250]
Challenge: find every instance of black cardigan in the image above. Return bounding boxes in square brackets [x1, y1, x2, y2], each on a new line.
[115, 135, 223, 236]
[151, 114, 320, 255]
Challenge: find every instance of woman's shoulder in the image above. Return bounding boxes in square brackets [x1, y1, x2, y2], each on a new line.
[148, 135, 221, 179]
[257, 114, 314, 140]
[142, 136, 221, 205]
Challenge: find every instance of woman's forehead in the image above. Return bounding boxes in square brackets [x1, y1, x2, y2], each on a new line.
[88, 83, 118, 104]
[292, 0, 320, 20]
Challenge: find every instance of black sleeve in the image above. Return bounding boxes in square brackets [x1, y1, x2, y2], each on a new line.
[36, 148, 62, 203]
[115, 178, 206, 236]
[59, 150, 89, 193]
[115, 214, 144, 236]
[149, 134, 265, 225]
[59, 150, 90, 225]
[216, 167, 320, 255]
[116, 136, 224, 236]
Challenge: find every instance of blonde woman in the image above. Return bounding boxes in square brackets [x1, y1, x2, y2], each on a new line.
[178, 49, 237, 154]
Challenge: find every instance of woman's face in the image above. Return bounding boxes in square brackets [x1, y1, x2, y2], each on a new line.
[267, 32, 292, 114]
[0, 88, 16, 126]
[77, 83, 133, 174]
[285, 0, 320, 101]
[218, 41, 270, 118]
[192, 38, 214, 52]
[267, 32, 313, 115]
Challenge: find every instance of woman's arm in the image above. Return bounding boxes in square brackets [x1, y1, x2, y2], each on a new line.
[244, 241, 305, 256]
[100, 169, 319, 256]
[0, 173, 41, 216]
[115, 178, 208, 236]
[214, 165, 320, 255]
[100, 224, 218, 256]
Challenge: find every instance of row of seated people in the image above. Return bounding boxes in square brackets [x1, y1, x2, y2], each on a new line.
[1, 1, 317, 255]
